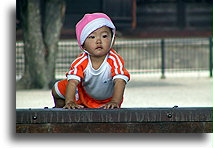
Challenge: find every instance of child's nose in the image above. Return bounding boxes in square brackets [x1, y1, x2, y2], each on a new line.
[96, 37, 102, 44]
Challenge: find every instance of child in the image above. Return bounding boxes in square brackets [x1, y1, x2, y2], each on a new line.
[52, 13, 130, 109]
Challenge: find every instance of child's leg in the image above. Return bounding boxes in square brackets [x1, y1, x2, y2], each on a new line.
[51, 80, 67, 108]
[52, 87, 65, 108]
[51, 79, 85, 108]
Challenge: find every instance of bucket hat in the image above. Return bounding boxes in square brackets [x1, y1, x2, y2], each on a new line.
[76, 13, 116, 49]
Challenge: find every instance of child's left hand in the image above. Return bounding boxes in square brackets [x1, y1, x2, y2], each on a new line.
[101, 101, 120, 109]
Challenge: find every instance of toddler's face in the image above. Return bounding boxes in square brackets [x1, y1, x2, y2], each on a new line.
[83, 26, 112, 57]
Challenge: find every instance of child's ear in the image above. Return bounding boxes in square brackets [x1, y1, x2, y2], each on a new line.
[82, 44, 86, 50]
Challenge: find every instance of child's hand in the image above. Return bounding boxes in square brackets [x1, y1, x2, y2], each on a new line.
[101, 101, 120, 109]
[63, 101, 84, 109]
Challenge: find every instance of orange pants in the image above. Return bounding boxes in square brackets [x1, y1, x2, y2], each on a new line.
[55, 79, 123, 108]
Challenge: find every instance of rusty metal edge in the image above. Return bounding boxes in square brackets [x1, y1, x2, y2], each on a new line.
[16, 107, 212, 124]
[16, 122, 212, 133]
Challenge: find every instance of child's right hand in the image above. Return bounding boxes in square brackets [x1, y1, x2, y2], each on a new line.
[63, 101, 84, 109]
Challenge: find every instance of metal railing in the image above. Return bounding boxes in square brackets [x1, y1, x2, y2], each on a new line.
[16, 37, 212, 80]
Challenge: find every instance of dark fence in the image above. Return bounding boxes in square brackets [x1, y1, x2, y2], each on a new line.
[16, 37, 212, 80]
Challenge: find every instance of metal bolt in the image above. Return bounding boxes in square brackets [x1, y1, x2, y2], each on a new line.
[32, 116, 37, 120]
[167, 113, 172, 118]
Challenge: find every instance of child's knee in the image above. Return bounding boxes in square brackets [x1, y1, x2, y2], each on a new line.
[51, 83, 65, 100]
[51, 86, 56, 96]
[51, 85, 59, 98]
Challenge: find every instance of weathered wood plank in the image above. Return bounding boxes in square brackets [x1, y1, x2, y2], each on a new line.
[16, 107, 212, 133]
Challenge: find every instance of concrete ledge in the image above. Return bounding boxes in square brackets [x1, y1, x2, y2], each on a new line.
[16, 107, 212, 133]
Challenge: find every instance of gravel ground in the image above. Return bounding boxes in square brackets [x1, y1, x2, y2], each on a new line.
[16, 77, 212, 109]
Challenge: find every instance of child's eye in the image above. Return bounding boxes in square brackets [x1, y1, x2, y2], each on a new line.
[102, 35, 108, 38]
[88, 36, 95, 39]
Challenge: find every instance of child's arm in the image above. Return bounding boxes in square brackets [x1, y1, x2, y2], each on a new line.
[102, 78, 126, 109]
[63, 79, 84, 109]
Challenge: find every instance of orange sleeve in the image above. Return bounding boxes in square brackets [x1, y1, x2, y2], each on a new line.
[108, 49, 130, 81]
[66, 53, 88, 81]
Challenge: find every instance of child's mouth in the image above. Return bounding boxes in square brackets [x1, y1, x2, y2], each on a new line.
[96, 46, 103, 50]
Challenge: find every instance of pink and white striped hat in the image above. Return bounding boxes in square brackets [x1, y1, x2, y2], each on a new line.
[76, 13, 116, 49]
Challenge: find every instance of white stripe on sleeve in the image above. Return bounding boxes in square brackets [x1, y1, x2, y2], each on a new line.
[109, 51, 124, 74]
[73, 56, 87, 75]
[108, 55, 118, 74]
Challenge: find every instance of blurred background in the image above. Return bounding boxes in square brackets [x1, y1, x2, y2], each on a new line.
[16, 0, 212, 108]
[17, 0, 212, 39]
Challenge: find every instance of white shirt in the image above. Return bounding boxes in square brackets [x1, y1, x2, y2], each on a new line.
[67, 49, 130, 100]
